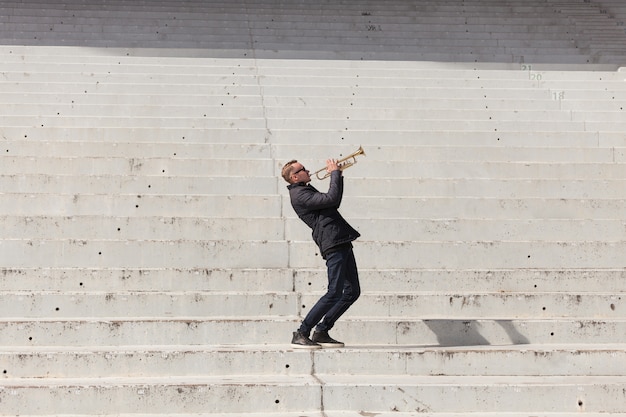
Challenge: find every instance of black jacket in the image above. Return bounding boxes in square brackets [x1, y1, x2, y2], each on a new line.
[287, 170, 360, 258]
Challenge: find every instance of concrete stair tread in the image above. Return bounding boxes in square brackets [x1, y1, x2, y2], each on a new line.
[9, 414, 626, 417]
[1, 45, 621, 70]
[1, 289, 622, 319]
[1, 63, 624, 79]
[2, 374, 626, 384]
[2, 0, 626, 414]
[3, 142, 624, 158]
[6, 74, 626, 89]
[2, 343, 623, 379]
[1, 316, 625, 322]
[332, 413, 626, 417]
[320, 374, 626, 385]
[1, 342, 624, 353]
[4, 195, 626, 219]
[1, 267, 623, 293]
[6, 176, 626, 198]
[0, 374, 317, 386]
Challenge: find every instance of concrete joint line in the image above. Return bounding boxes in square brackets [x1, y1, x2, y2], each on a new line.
[241, 7, 272, 146]
[310, 351, 328, 417]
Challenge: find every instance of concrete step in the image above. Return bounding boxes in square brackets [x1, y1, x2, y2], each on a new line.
[1, 317, 625, 346]
[3, 174, 626, 198]
[0, 375, 320, 415]
[0, 103, 593, 123]
[0, 174, 278, 195]
[0, 172, 626, 199]
[6, 70, 626, 91]
[2, 59, 624, 81]
[0, 115, 268, 129]
[2, 268, 624, 293]
[4, 102, 626, 124]
[1, 53, 622, 81]
[0, 45, 620, 71]
[4, 215, 625, 241]
[270, 118, 589, 132]
[0, 374, 624, 414]
[5, 157, 626, 183]
[0, 291, 620, 319]
[289, 241, 626, 269]
[2, 118, 619, 135]
[0, 239, 286, 269]
[3, 215, 286, 240]
[1, 0, 623, 63]
[0, 126, 267, 143]
[0, 267, 296, 292]
[0, 156, 275, 176]
[275, 143, 621, 159]
[4, 193, 626, 220]
[320, 375, 626, 413]
[0, 193, 281, 217]
[8, 410, 626, 417]
[4, 128, 622, 146]
[6, 414, 626, 417]
[0, 291, 297, 318]
[312, 292, 623, 319]
[0, 45, 606, 65]
[0, 141, 272, 158]
[0, 344, 624, 378]
[1, 239, 625, 269]
[4, 79, 625, 101]
[282, 196, 626, 220]
[3, 140, 622, 160]
[6, 156, 626, 179]
[22, 93, 626, 112]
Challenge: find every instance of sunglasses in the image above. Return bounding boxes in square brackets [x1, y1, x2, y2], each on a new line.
[293, 166, 306, 175]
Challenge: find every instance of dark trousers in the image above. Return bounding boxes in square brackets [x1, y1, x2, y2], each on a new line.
[298, 245, 360, 336]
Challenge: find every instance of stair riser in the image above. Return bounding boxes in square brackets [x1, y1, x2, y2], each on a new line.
[0, 292, 620, 319]
[0, 267, 295, 292]
[0, 383, 319, 414]
[6, 175, 626, 199]
[1, 319, 624, 346]
[2, 349, 624, 378]
[324, 382, 626, 413]
[0, 293, 296, 318]
[6, 158, 626, 180]
[4, 194, 626, 219]
[6, 216, 626, 241]
[0, 381, 623, 414]
[2, 268, 624, 293]
[1, 240, 625, 269]
[305, 293, 623, 319]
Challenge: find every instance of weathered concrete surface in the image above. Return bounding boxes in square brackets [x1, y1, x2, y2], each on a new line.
[1, 0, 626, 415]
[1, 345, 624, 378]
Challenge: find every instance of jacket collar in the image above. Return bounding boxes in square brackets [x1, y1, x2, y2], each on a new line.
[287, 181, 308, 189]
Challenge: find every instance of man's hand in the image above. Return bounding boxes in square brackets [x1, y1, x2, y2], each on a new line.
[326, 158, 339, 173]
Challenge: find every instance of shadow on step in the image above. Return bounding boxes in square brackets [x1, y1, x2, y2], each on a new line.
[423, 319, 531, 347]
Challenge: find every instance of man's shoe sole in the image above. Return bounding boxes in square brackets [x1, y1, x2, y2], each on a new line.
[290, 343, 322, 349]
[316, 342, 345, 348]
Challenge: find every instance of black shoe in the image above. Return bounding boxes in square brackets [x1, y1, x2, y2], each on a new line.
[311, 330, 345, 348]
[290, 331, 322, 349]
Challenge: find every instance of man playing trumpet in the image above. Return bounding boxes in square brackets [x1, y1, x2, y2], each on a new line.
[281, 158, 361, 349]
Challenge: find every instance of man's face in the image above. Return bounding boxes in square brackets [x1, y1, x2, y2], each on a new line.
[291, 163, 311, 183]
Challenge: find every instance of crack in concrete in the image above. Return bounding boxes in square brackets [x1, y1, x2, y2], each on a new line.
[310, 351, 328, 417]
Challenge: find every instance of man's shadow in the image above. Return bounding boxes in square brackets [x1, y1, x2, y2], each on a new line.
[422, 319, 531, 347]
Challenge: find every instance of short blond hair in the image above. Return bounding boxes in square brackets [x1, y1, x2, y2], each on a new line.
[281, 160, 298, 183]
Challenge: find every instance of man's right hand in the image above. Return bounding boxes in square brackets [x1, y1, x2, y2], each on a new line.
[326, 158, 339, 173]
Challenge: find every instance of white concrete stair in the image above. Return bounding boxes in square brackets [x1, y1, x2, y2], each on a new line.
[1, 0, 626, 415]
[0, 0, 625, 63]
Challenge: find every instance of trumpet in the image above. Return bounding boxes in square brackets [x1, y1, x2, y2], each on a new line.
[313, 146, 366, 180]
